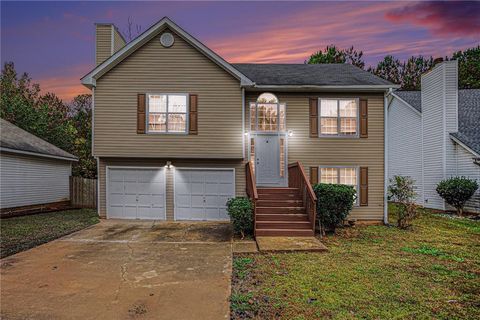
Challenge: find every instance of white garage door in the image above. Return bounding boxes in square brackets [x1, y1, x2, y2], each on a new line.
[175, 169, 235, 221]
[107, 167, 166, 220]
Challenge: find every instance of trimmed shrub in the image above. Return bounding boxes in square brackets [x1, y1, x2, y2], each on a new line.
[388, 175, 418, 229]
[436, 177, 478, 216]
[313, 183, 356, 235]
[226, 197, 253, 238]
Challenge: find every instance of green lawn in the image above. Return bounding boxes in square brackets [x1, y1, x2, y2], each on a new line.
[231, 206, 480, 319]
[1, 209, 99, 258]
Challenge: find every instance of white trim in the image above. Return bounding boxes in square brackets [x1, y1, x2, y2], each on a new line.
[0, 147, 78, 162]
[173, 167, 236, 221]
[105, 166, 167, 220]
[82, 17, 253, 88]
[318, 97, 360, 138]
[92, 87, 95, 156]
[242, 88, 245, 159]
[388, 92, 422, 116]
[450, 135, 480, 158]
[96, 157, 100, 216]
[384, 92, 389, 224]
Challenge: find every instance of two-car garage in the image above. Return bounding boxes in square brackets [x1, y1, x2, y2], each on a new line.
[106, 167, 235, 221]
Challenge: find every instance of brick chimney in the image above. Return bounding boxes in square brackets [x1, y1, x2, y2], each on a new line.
[95, 23, 126, 65]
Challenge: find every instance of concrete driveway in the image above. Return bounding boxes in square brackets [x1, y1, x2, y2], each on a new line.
[0, 220, 233, 320]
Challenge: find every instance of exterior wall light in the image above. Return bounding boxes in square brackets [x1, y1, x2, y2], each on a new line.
[166, 161, 172, 169]
[288, 130, 293, 137]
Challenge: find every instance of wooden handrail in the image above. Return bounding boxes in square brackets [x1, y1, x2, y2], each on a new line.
[246, 161, 258, 237]
[288, 161, 317, 232]
[246, 161, 258, 200]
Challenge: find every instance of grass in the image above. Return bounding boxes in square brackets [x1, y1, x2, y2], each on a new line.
[1, 209, 99, 258]
[231, 205, 480, 319]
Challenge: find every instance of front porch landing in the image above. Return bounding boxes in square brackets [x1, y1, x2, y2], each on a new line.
[256, 236, 327, 252]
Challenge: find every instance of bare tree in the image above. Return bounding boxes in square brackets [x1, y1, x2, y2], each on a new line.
[124, 16, 142, 42]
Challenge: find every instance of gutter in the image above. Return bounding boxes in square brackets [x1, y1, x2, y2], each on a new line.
[247, 84, 401, 92]
[0, 147, 78, 162]
[242, 87, 246, 159]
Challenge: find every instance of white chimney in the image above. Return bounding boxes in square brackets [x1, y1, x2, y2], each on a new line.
[421, 60, 458, 210]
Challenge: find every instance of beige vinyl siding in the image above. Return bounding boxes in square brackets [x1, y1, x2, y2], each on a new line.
[94, 28, 243, 158]
[0, 153, 71, 209]
[95, 24, 112, 65]
[98, 158, 245, 219]
[246, 92, 385, 221]
[113, 27, 126, 53]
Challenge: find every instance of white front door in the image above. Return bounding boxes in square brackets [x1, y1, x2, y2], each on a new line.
[107, 168, 166, 220]
[174, 169, 235, 221]
[255, 134, 287, 187]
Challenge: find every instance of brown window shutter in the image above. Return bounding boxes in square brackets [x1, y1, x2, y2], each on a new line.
[189, 94, 198, 135]
[359, 167, 368, 206]
[309, 98, 318, 137]
[137, 94, 146, 134]
[310, 167, 318, 185]
[360, 99, 368, 138]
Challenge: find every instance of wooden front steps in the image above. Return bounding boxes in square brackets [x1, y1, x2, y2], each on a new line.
[255, 187, 314, 237]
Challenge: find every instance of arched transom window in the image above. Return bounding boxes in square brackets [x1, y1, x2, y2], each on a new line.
[250, 93, 286, 132]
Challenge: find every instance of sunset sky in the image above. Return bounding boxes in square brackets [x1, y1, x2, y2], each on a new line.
[1, 1, 479, 101]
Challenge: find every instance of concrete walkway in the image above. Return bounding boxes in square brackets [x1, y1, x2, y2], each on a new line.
[1, 220, 233, 320]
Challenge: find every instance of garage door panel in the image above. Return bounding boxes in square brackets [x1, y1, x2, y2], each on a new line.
[191, 182, 204, 194]
[204, 182, 219, 194]
[174, 169, 234, 221]
[109, 170, 124, 182]
[107, 168, 165, 220]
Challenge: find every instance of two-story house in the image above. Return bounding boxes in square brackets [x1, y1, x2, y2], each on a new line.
[81, 17, 398, 236]
[388, 60, 480, 213]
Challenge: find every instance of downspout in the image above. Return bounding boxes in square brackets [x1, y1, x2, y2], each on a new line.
[92, 86, 100, 217]
[384, 89, 391, 224]
[242, 87, 245, 159]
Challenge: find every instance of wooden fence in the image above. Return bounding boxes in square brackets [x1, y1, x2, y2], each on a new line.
[70, 176, 97, 209]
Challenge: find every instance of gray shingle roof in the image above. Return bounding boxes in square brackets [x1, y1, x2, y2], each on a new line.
[452, 89, 480, 155]
[394, 91, 422, 112]
[232, 63, 394, 87]
[392, 89, 480, 155]
[0, 119, 77, 161]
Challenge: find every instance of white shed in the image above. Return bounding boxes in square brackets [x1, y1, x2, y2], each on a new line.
[0, 119, 78, 214]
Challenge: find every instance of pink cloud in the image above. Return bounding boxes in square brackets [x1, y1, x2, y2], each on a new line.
[385, 1, 480, 37]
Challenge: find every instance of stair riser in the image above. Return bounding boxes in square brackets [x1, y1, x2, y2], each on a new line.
[255, 229, 314, 237]
[256, 222, 311, 229]
[257, 200, 303, 207]
[258, 194, 301, 200]
[256, 207, 305, 214]
[256, 214, 309, 221]
[258, 188, 299, 194]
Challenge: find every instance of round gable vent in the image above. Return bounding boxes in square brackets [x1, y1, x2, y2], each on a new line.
[160, 32, 174, 48]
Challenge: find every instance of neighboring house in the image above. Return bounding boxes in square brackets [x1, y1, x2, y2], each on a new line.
[388, 60, 480, 213]
[0, 119, 78, 215]
[81, 17, 398, 236]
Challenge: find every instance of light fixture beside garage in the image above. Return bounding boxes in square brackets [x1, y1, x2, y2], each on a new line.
[165, 161, 172, 169]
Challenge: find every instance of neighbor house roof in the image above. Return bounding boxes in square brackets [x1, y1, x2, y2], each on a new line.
[391, 89, 480, 156]
[451, 89, 480, 156]
[394, 91, 422, 113]
[0, 119, 78, 161]
[233, 63, 396, 90]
